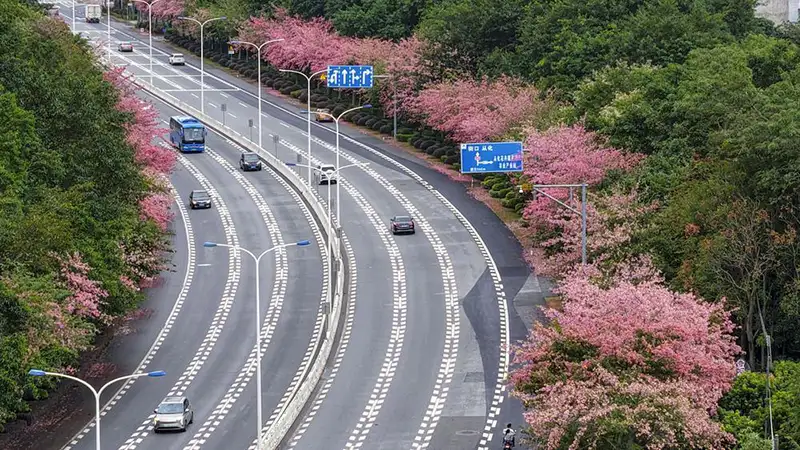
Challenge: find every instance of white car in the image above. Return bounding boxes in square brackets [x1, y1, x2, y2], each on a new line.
[168, 53, 185, 65]
[315, 164, 337, 185]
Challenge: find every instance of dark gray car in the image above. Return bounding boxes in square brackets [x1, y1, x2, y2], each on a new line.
[189, 189, 212, 209]
[153, 396, 193, 432]
[390, 215, 415, 235]
[240, 152, 262, 171]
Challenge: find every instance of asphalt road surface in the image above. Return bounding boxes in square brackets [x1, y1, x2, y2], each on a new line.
[56, 5, 536, 450]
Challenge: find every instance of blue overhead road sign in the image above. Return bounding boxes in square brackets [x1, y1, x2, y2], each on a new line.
[326, 65, 374, 88]
[460, 141, 524, 174]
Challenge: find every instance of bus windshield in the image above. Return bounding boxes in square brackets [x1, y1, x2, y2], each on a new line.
[183, 127, 204, 143]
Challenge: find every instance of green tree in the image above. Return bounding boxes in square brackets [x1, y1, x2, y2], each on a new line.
[330, 0, 427, 40]
[416, 0, 526, 77]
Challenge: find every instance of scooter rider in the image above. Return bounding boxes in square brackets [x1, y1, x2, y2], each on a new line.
[502, 423, 516, 447]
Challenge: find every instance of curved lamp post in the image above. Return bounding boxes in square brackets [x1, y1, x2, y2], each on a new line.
[228, 39, 284, 152]
[202, 240, 310, 449]
[28, 369, 166, 450]
[313, 104, 372, 225]
[174, 15, 226, 114]
[278, 68, 327, 186]
[127, 0, 163, 85]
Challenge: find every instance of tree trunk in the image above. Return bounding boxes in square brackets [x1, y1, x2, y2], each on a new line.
[747, 299, 756, 369]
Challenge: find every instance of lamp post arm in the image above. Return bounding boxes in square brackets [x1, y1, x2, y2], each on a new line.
[280, 69, 309, 80]
[212, 243, 257, 262]
[256, 242, 295, 261]
[41, 372, 98, 396]
[97, 373, 148, 398]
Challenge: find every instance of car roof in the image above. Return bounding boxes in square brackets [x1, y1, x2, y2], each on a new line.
[191, 189, 208, 195]
[393, 215, 412, 220]
[160, 396, 185, 403]
[172, 53, 183, 56]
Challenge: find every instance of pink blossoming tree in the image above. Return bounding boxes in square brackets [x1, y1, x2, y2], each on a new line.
[139, 193, 173, 231]
[408, 76, 543, 143]
[134, 0, 185, 19]
[510, 264, 740, 449]
[522, 124, 642, 227]
[56, 252, 109, 322]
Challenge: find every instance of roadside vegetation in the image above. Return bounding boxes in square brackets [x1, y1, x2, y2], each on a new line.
[0, 0, 173, 431]
[20, 0, 800, 447]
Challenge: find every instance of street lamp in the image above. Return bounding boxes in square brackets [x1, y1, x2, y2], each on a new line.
[175, 15, 226, 114]
[106, 0, 113, 64]
[278, 68, 327, 186]
[374, 74, 397, 140]
[202, 240, 310, 449]
[229, 39, 284, 152]
[313, 105, 372, 225]
[127, 0, 164, 85]
[28, 369, 166, 450]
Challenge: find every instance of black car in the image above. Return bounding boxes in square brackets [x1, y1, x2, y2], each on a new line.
[189, 190, 212, 209]
[240, 152, 262, 171]
[390, 215, 415, 235]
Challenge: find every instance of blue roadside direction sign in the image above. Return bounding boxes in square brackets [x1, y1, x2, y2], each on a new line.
[459, 141, 524, 174]
[326, 65, 374, 89]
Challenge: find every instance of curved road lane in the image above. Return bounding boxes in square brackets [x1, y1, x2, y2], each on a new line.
[64, 9, 532, 450]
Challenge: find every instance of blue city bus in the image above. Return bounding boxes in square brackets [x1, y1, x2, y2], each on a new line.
[169, 116, 206, 152]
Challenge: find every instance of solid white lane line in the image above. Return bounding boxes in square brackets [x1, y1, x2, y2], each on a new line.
[62, 184, 197, 450]
[117, 149, 242, 450]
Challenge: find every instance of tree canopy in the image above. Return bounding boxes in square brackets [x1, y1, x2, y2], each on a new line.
[0, 0, 172, 429]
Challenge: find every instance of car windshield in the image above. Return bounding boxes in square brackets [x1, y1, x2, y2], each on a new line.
[243, 154, 259, 162]
[183, 127, 204, 142]
[395, 216, 412, 222]
[320, 166, 335, 172]
[156, 403, 183, 414]
[193, 191, 209, 200]
[173, 54, 183, 58]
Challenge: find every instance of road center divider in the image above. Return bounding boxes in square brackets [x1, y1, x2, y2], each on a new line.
[132, 76, 345, 450]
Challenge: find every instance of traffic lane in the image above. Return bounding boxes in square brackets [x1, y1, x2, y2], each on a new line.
[287, 187, 397, 450]
[137, 124, 278, 450]
[65, 152, 232, 450]
[345, 173, 449, 447]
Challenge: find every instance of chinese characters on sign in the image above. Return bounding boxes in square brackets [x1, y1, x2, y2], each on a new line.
[459, 141, 524, 174]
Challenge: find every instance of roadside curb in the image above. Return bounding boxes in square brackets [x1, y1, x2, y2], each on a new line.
[132, 77, 345, 450]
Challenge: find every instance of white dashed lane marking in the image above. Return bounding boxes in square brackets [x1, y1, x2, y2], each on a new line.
[244, 163, 330, 450]
[181, 146, 287, 449]
[63, 184, 196, 450]
[117, 149, 242, 450]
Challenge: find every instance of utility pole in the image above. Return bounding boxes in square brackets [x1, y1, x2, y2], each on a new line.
[524, 183, 589, 266]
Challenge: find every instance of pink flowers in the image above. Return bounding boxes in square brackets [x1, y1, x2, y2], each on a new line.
[409, 76, 543, 142]
[57, 252, 109, 322]
[139, 193, 173, 231]
[510, 264, 740, 449]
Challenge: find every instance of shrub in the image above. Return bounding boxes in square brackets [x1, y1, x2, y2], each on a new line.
[397, 133, 413, 142]
[419, 140, 436, 150]
[332, 105, 346, 116]
[279, 85, 296, 95]
[370, 120, 384, 131]
[444, 154, 459, 165]
[364, 118, 378, 128]
[357, 116, 371, 126]
[379, 124, 393, 134]
[290, 89, 303, 98]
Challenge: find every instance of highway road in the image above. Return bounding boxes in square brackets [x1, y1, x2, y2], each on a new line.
[58, 4, 534, 450]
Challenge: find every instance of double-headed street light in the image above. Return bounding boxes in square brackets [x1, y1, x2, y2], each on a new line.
[202, 240, 310, 450]
[28, 369, 166, 450]
[175, 15, 226, 114]
[228, 39, 284, 151]
[106, 1, 113, 64]
[127, 0, 163, 85]
[278, 68, 327, 186]
[313, 105, 372, 224]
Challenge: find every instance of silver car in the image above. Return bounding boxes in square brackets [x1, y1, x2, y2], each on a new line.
[153, 396, 193, 432]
